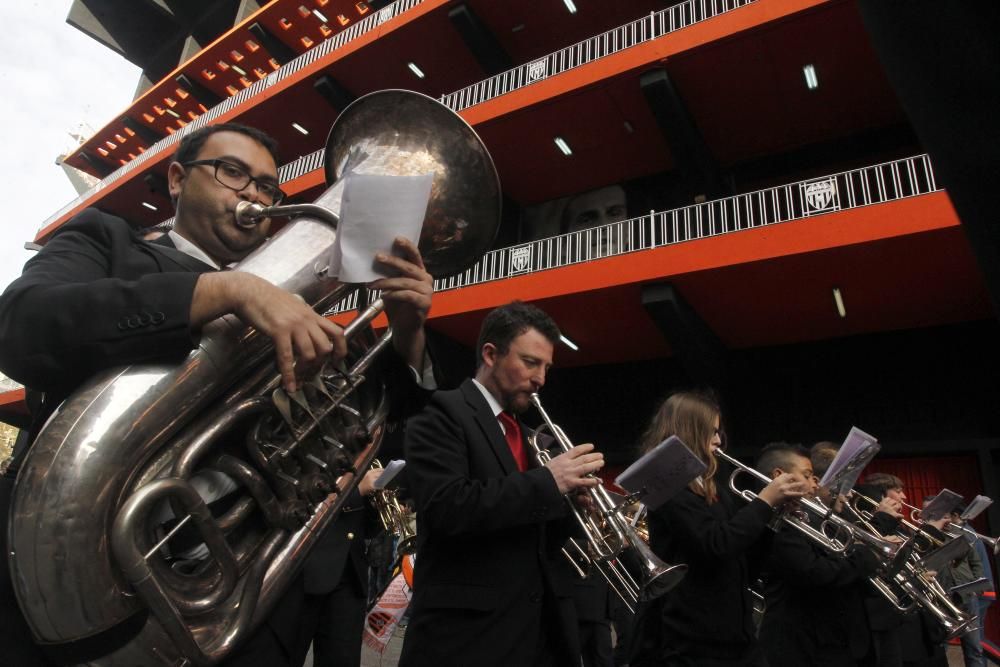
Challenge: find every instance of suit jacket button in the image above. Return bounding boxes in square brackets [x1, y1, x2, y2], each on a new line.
[151, 311, 165, 325]
[529, 591, 542, 603]
[117, 319, 128, 331]
[138, 312, 151, 326]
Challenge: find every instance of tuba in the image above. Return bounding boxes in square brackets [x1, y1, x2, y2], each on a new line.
[8, 90, 500, 666]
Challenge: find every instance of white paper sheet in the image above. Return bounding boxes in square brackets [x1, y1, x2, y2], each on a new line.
[615, 436, 707, 511]
[820, 426, 880, 495]
[330, 172, 433, 282]
[373, 459, 406, 491]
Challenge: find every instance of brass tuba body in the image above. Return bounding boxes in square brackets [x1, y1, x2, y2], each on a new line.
[8, 90, 499, 666]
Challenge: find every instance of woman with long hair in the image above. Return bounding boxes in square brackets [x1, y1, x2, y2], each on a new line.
[633, 391, 808, 667]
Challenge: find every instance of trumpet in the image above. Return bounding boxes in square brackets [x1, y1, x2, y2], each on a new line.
[946, 524, 1000, 556]
[892, 496, 999, 556]
[715, 449, 856, 555]
[527, 393, 687, 612]
[842, 493, 977, 637]
[369, 459, 417, 559]
[850, 491, 944, 553]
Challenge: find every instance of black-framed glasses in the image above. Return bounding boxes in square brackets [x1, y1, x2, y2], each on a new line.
[183, 159, 286, 205]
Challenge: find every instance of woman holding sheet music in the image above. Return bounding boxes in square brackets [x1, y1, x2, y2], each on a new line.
[631, 392, 808, 667]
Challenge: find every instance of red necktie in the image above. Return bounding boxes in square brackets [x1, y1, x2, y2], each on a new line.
[498, 411, 528, 472]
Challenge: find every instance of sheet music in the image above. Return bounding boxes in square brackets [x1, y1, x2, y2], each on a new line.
[819, 426, 880, 495]
[615, 436, 707, 511]
[920, 488, 963, 522]
[329, 172, 433, 282]
[918, 535, 970, 573]
[961, 495, 993, 521]
[373, 459, 406, 490]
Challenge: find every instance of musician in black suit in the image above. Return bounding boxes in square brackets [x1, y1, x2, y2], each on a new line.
[399, 301, 605, 667]
[633, 393, 808, 667]
[756, 442, 880, 667]
[291, 468, 380, 667]
[0, 122, 434, 666]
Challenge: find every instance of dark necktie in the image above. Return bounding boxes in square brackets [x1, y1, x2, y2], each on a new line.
[498, 411, 528, 472]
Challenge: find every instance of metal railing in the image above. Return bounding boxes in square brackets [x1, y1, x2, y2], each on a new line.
[326, 154, 941, 314]
[38, 0, 427, 233]
[439, 0, 755, 112]
[41, 0, 755, 235]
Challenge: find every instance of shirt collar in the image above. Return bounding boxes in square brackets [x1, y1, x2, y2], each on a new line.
[471, 378, 503, 419]
[168, 230, 221, 270]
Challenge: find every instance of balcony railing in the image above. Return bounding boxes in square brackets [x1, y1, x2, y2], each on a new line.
[326, 154, 941, 313]
[41, 0, 756, 235]
[439, 0, 756, 112]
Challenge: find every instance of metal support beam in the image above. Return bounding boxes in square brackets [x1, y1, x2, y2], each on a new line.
[175, 73, 224, 109]
[641, 282, 728, 392]
[79, 151, 116, 179]
[120, 116, 165, 145]
[639, 68, 731, 202]
[313, 76, 356, 114]
[447, 4, 512, 76]
[248, 21, 297, 66]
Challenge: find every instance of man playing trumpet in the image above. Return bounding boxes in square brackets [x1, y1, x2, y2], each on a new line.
[400, 301, 604, 667]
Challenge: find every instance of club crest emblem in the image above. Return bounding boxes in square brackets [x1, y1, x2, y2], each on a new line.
[802, 178, 838, 213]
[509, 245, 532, 274]
[527, 59, 548, 82]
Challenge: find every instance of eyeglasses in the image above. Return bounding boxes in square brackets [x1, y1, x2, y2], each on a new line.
[183, 159, 286, 205]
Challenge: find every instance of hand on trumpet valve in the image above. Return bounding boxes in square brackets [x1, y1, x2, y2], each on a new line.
[758, 472, 810, 507]
[877, 495, 904, 519]
[546, 443, 604, 495]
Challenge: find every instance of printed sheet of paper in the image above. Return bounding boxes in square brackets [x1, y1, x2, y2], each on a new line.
[615, 436, 707, 511]
[918, 535, 970, 574]
[919, 488, 963, 522]
[373, 459, 405, 491]
[329, 172, 433, 282]
[820, 426, 880, 495]
[961, 495, 993, 521]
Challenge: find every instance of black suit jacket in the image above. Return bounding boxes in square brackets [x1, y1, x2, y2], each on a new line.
[0, 208, 208, 471]
[759, 527, 879, 666]
[639, 476, 774, 663]
[399, 379, 581, 667]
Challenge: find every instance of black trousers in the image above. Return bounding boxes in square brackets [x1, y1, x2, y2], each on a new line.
[295, 569, 367, 667]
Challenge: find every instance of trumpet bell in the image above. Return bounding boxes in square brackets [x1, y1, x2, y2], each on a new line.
[640, 560, 688, 601]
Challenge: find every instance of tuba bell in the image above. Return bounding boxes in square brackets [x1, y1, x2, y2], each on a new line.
[8, 90, 500, 666]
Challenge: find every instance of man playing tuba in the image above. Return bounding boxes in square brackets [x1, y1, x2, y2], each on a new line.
[0, 122, 435, 666]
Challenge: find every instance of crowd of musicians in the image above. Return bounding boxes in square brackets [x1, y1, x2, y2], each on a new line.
[0, 121, 996, 667]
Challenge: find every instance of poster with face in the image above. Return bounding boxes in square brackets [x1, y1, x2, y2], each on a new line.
[522, 183, 630, 258]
